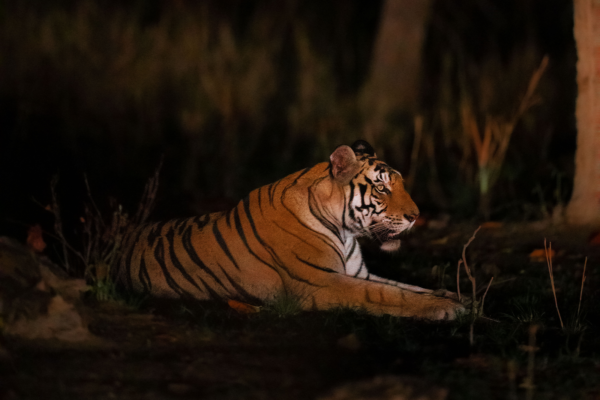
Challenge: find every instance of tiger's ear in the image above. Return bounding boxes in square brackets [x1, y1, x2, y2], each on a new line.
[351, 139, 376, 157]
[330, 145, 360, 184]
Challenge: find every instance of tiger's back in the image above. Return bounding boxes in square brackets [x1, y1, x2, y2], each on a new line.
[117, 162, 339, 302]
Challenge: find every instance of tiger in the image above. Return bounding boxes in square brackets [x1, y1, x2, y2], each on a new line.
[115, 140, 465, 320]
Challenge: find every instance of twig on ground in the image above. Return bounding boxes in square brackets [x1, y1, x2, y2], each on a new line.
[480, 276, 494, 315]
[457, 226, 484, 347]
[544, 239, 564, 329]
[576, 257, 587, 328]
[462, 226, 481, 317]
[475, 277, 516, 295]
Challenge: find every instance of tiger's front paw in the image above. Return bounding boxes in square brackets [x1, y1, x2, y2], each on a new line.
[422, 297, 466, 321]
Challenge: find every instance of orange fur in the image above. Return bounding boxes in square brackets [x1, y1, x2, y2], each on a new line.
[115, 142, 464, 320]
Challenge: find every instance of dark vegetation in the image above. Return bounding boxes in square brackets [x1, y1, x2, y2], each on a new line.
[1, 0, 598, 399]
[0, 0, 576, 236]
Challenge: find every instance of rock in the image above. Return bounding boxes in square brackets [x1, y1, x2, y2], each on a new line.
[0, 237, 92, 342]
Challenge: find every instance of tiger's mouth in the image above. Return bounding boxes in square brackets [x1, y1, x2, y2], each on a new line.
[386, 231, 402, 241]
[371, 229, 403, 243]
[371, 225, 406, 252]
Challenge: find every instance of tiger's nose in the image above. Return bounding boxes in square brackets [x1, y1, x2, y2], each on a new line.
[404, 213, 419, 223]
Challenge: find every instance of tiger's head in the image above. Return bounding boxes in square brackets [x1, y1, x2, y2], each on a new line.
[330, 140, 419, 252]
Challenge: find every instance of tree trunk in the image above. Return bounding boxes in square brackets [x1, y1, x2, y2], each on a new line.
[361, 0, 433, 143]
[567, 0, 600, 227]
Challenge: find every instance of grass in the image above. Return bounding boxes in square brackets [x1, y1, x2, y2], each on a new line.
[263, 291, 305, 318]
[503, 293, 546, 325]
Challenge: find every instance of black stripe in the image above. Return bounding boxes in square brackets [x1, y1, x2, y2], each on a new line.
[138, 256, 152, 293]
[356, 183, 376, 214]
[372, 206, 387, 216]
[242, 197, 323, 287]
[348, 181, 357, 223]
[232, 206, 280, 273]
[218, 264, 261, 303]
[273, 221, 320, 250]
[353, 261, 364, 277]
[165, 227, 205, 292]
[212, 221, 241, 270]
[123, 227, 146, 290]
[295, 167, 311, 181]
[268, 182, 277, 207]
[193, 215, 211, 230]
[154, 238, 191, 298]
[177, 219, 190, 234]
[295, 255, 337, 274]
[174, 218, 189, 231]
[147, 220, 169, 247]
[346, 239, 358, 262]
[359, 183, 368, 206]
[225, 208, 234, 229]
[341, 192, 349, 229]
[181, 226, 231, 292]
[280, 167, 311, 202]
[308, 187, 342, 242]
[257, 186, 264, 214]
[242, 196, 271, 251]
[269, 179, 283, 208]
[196, 275, 224, 300]
[280, 208, 337, 252]
[279, 186, 346, 267]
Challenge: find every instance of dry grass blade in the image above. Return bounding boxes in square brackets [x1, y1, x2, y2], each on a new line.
[457, 259, 463, 302]
[544, 239, 563, 329]
[516, 55, 549, 117]
[576, 257, 587, 327]
[462, 226, 481, 314]
[457, 226, 482, 346]
[480, 276, 494, 314]
[134, 158, 163, 225]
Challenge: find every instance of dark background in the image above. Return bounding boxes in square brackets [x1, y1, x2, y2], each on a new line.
[0, 0, 576, 241]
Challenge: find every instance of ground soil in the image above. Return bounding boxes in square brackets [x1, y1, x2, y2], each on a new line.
[1, 222, 599, 400]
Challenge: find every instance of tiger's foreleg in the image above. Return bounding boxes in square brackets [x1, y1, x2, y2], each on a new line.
[306, 273, 465, 320]
[361, 274, 434, 293]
